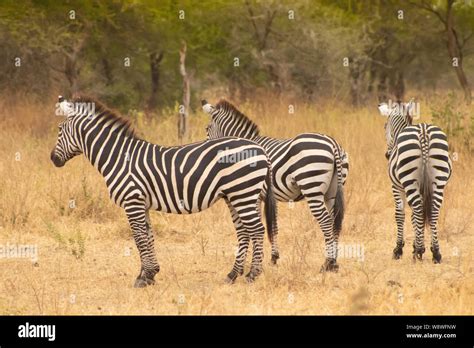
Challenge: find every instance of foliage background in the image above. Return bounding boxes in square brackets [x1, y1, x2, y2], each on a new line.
[1, 0, 473, 112]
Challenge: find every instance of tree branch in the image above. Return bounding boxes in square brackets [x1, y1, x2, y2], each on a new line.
[245, 0, 262, 48]
[409, 0, 447, 27]
[260, 9, 276, 51]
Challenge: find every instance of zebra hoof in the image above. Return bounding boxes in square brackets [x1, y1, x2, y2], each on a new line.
[412, 247, 425, 261]
[393, 242, 405, 260]
[320, 259, 339, 273]
[271, 253, 280, 265]
[430, 247, 441, 264]
[134, 277, 155, 288]
[225, 270, 240, 284]
[245, 267, 262, 283]
[224, 276, 235, 284]
[393, 248, 403, 260]
[431, 248, 442, 264]
[245, 273, 256, 283]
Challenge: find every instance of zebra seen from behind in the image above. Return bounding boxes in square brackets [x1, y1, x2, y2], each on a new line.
[51, 96, 276, 287]
[202, 99, 349, 272]
[378, 100, 452, 263]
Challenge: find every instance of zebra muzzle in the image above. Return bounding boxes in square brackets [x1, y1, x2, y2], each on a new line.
[50, 150, 65, 167]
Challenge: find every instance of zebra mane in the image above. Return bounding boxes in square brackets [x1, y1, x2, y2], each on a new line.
[215, 99, 260, 136]
[71, 96, 139, 139]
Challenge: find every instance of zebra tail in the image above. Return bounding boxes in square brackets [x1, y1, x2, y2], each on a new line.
[334, 185, 344, 233]
[264, 166, 277, 244]
[333, 149, 345, 233]
[420, 160, 432, 229]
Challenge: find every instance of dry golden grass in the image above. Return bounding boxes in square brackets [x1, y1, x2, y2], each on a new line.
[0, 96, 472, 315]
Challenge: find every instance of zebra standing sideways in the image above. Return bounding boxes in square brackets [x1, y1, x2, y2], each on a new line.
[202, 99, 349, 272]
[51, 96, 277, 287]
[378, 101, 452, 263]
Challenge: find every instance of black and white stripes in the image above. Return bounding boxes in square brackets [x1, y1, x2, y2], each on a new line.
[202, 99, 349, 272]
[49, 94, 452, 290]
[51, 96, 276, 287]
[378, 101, 452, 262]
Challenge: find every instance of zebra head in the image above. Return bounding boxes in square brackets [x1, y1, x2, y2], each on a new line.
[378, 100, 416, 159]
[201, 99, 224, 139]
[50, 96, 83, 167]
[202, 99, 260, 140]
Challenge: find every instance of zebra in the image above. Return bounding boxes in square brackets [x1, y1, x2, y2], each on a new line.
[202, 99, 349, 272]
[51, 96, 277, 287]
[378, 100, 452, 263]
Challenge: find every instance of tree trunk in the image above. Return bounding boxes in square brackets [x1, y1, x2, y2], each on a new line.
[349, 57, 361, 106]
[245, 2, 279, 95]
[178, 42, 190, 143]
[377, 71, 388, 102]
[392, 70, 405, 102]
[367, 63, 376, 95]
[63, 33, 88, 96]
[102, 58, 113, 86]
[147, 51, 164, 112]
[65, 55, 79, 94]
[446, 0, 471, 104]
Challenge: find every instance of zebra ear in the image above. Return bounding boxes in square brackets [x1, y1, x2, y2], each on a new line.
[377, 103, 391, 117]
[405, 99, 416, 124]
[202, 101, 215, 116]
[58, 97, 75, 117]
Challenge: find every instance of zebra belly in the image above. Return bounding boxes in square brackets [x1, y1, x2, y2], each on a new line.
[273, 185, 304, 202]
[147, 193, 223, 214]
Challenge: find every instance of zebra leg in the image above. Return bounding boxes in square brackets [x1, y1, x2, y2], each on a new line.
[227, 197, 265, 283]
[307, 197, 338, 272]
[125, 205, 160, 288]
[241, 209, 265, 283]
[265, 201, 280, 265]
[429, 192, 443, 264]
[225, 200, 250, 283]
[145, 210, 160, 272]
[392, 186, 405, 259]
[325, 173, 340, 262]
[409, 198, 425, 261]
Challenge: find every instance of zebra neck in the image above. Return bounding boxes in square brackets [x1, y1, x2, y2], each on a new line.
[223, 129, 260, 142]
[393, 127, 403, 140]
[392, 119, 410, 142]
[78, 121, 140, 176]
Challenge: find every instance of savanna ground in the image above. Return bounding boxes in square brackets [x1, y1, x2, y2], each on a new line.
[0, 95, 472, 315]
